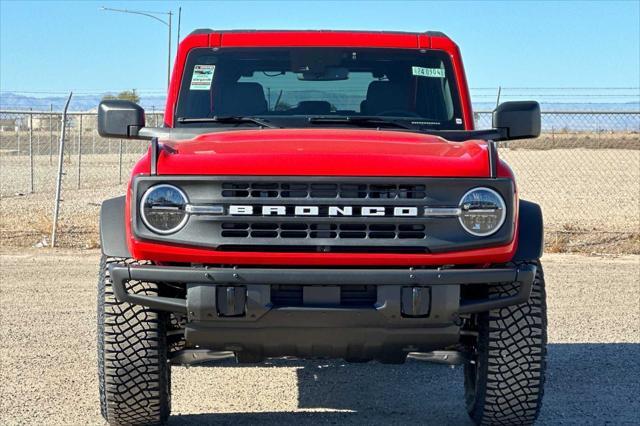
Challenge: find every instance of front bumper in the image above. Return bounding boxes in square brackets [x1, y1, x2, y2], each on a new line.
[109, 263, 535, 316]
[109, 263, 535, 359]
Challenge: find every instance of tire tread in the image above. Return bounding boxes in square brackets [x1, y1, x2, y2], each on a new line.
[467, 261, 547, 425]
[97, 255, 170, 426]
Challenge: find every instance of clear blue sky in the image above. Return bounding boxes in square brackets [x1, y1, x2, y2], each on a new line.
[1, 0, 639, 94]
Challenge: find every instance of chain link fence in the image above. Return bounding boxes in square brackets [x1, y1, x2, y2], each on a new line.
[477, 110, 639, 252]
[0, 111, 164, 196]
[1, 108, 638, 252]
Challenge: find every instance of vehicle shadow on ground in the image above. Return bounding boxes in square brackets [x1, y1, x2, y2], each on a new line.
[168, 343, 640, 425]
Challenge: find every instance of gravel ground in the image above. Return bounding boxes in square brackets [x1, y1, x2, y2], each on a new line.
[2, 148, 639, 232]
[0, 249, 638, 425]
[2, 146, 640, 254]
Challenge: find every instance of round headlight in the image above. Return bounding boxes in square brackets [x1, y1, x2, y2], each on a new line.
[458, 187, 506, 237]
[140, 184, 189, 234]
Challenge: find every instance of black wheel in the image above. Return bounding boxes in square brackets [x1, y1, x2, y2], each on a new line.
[464, 261, 547, 425]
[98, 255, 171, 425]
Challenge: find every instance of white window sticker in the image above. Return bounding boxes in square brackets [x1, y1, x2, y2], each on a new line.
[412, 66, 445, 78]
[190, 65, 215, 90]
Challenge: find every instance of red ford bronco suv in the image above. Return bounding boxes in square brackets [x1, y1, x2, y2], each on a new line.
[97, 30, 546, 425]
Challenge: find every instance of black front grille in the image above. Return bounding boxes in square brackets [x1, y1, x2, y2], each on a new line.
[217, 245, 429, 253]
[222, 182, 426, 199]
[132, 176, 516, 253]
[271, 285, 377, 307]
[221, 222, 427, 239]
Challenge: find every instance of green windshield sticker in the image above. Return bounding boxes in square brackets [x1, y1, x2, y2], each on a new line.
[190, 65, 215, 90]
[412, 66, 445, 78]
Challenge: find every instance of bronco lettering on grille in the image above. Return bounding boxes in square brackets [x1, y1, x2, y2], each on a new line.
[228, 205, 420, 217]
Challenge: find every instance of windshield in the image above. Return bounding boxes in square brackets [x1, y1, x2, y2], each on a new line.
[176, 47, 465, 130]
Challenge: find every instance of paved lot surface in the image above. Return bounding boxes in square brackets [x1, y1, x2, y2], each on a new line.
[0, 249, 638, 425]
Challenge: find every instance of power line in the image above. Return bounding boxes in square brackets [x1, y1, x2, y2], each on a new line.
[2, 87, 639, 94]
[471, 87, 640, 91]
[0, 90, 166, 95]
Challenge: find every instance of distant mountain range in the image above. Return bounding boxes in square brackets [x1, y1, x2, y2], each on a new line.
[0, 91, 637, 113]
[0, 92, 167, 112]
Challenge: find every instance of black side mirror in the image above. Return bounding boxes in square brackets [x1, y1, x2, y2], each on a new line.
[98, 100, 146, 139]
[493, 101, 541, 140]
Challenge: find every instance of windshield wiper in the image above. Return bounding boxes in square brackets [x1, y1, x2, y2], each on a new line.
[177, 116, 278, 129]
[307, 115, 420, 131]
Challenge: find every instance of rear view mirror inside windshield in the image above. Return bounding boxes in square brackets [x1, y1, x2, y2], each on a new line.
[298, 67, 349, 81]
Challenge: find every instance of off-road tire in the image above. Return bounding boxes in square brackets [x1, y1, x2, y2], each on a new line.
[464, 261, 547, 425]
[97, 255, 171, 425]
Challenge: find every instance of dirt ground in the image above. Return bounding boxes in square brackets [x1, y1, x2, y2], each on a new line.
[0, 248, 638, 425]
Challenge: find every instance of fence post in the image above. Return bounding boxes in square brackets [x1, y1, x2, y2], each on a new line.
[51, 92, 73, 248]
[17, 131, 20, 156]
[77, 114, 83, 189]
[49, 104, 53, 165]
[29, 110, 34, 193]
[119, 139, 123, 184]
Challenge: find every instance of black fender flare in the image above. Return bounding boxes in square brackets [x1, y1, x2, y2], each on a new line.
[100, 196, 131, 258]
[512, 199, 544, 261]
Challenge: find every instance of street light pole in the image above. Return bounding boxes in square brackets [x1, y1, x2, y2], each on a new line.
[101, 7, 173, 90]
[167, 11, 172, 90]
[177, 7, 182, 48]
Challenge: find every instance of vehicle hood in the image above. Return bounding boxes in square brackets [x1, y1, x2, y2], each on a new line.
[157, 128, 491, 177]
